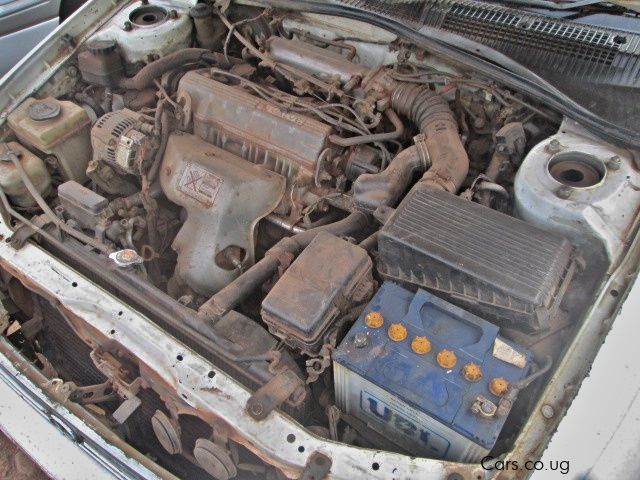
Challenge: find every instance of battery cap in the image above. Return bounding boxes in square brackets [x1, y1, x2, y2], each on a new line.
[411, 336, 431, 354]
[489, 377, 510, 396]
[437, 349, 457, 369]
[388, 323, 407, 341]
[462, 363, 483, 382]
[365, 311, 384, 328]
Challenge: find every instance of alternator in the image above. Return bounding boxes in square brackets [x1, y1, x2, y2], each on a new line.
[91, 109, 155, 174]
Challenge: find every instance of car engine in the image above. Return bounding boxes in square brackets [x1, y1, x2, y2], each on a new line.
[1, 1, 639, 478]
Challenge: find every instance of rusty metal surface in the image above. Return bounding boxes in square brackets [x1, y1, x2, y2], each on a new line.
[178, 70, 333, 184]
[267, 36, 368, 84]
[0, 340, 172, 480]
[0, 212, 471, 479]
[160, 132, 286, 296]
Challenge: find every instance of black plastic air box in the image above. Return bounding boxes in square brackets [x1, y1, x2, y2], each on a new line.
[378, 184, 575, 333]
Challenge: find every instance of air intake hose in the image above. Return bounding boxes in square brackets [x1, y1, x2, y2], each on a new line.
[353, 83, 470, 211]
[392, 83, 469, 193]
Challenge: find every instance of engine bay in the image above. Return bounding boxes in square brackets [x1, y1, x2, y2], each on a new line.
[1, 1, 639, 478]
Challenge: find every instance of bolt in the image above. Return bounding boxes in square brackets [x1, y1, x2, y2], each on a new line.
[66, 65, 79, 77]
[548, 139, 561, 153]
[541, 404, 555, 418]
[353, 332, 368, 348]
[249, 402, 263, 417]
[123, 21, 132, 31]
[556, 186, 572, 199]
[168, 9, 178, 19]
[607, 155, 621, 171]
[481, 402, 494, 414]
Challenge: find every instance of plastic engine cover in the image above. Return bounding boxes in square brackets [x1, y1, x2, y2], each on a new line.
[378, 184, 575, 333]
[333, 282, 532, 462]
[160, 132, 285, 296]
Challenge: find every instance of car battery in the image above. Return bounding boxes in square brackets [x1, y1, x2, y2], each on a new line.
[333, 282, 533, 462]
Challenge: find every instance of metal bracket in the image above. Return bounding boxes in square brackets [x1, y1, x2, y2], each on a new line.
[69, 381, 118, 405]
[246, 369, 306, 420]
[299, 451, 332, 480]
[10, 215, 50, 250]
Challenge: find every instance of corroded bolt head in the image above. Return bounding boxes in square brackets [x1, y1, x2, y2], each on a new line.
[168, 9, 178, 19]
[249, 402, 263, 416]
[437, 349, 457, 369]
[607, 155, 621, 170]
[123, 21, 132, 31]
[411, 336, 431, 355]
[387, 323, 407, 342]
[556, 186, 572, 199]
[353, 332, 368, 349]
[548, 139, 562, 153]
[364, 311, 384, 328]
[541, 404, 555, 418]
[489, 377, 510, 397]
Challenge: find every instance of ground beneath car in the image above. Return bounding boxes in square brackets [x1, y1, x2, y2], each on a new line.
[0, 431, 48, 479]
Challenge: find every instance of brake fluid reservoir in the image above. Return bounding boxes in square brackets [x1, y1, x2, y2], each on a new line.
[8, 97, 91, 183]
[0, 143, 51, 207]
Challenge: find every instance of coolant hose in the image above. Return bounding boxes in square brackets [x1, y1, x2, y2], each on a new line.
[198, 212, 370, 322]
[391, 83, 470, 193]
[119, 49, 210, 90]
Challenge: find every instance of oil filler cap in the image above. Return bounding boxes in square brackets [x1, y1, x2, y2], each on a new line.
[29, 101, 60, 121]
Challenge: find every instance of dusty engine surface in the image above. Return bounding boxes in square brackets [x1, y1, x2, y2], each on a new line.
[178, 70, 335, 188]
[160, 132, 285, 296]
[3, 2, 638, 477]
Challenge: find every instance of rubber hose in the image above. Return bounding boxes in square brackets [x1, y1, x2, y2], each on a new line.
[391, 83, 469, 193]
[119, 48, 210, 90]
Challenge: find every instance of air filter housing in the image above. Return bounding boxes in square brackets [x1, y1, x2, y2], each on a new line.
[378, 184, 575, 332]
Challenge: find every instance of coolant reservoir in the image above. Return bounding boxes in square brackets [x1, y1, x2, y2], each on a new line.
[0, 143, 51, 207]
[8, 97, 91, 183]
